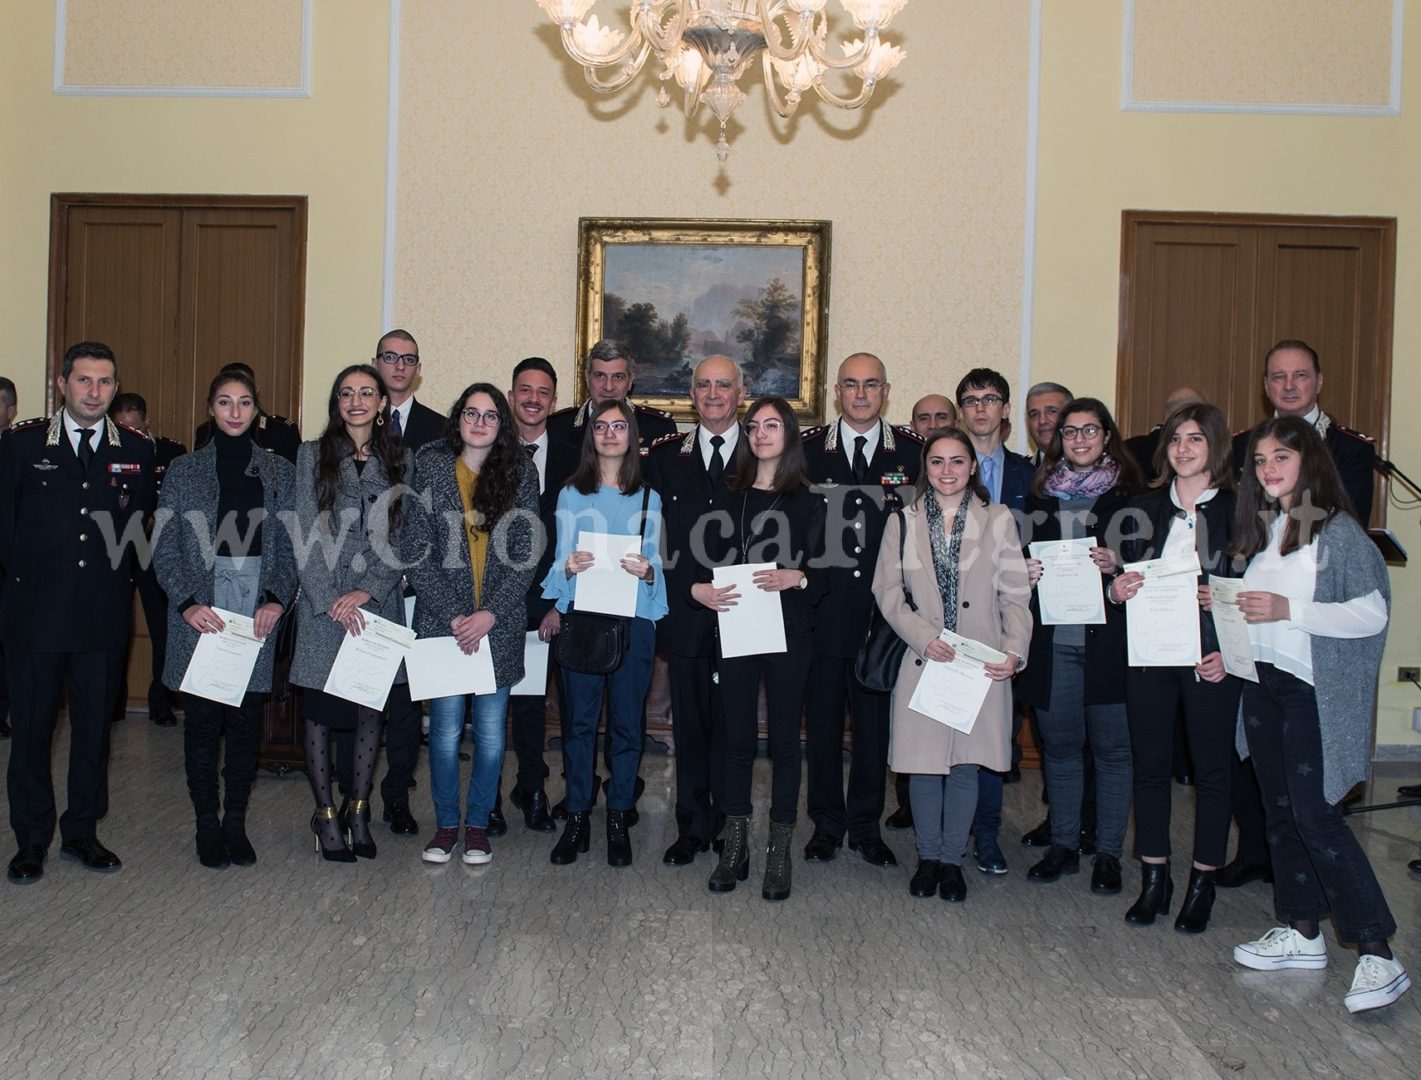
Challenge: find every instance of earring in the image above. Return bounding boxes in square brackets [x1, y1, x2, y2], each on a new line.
[376, 413, 385, 427]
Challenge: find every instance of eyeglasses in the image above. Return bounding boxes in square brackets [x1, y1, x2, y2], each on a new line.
[592, 421, 630, 435]
[960, 394, 1005, 409]
[745, 419, 785, 435]
[1060, 424, 1103, 441]
[376, 351, 419, 368]
[338, 387, 379, 402]
[838, 379, 884, 394]
[460, 409, 501, 427]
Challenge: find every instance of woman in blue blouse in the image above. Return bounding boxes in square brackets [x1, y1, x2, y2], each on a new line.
[541, 398, 666, 867]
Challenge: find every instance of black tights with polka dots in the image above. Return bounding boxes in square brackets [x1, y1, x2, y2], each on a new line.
[305, 707, 382, 850]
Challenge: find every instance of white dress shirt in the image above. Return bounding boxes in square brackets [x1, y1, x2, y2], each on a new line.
[698, 424, 740, 472]
[839, 419, 881, 470]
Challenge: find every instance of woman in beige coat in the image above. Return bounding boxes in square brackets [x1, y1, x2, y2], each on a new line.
[872, 428, 1032, 903]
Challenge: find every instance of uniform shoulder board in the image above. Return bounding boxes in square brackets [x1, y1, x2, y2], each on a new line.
[892, 424, 924, 444]
[9, 416, 48, 432]
[1230, 426, 1254, 441]
[1334, 424, 1374, 444]
[801, 424, 828, 440]
[267, 413, 295, 426]
[637, 403, 674, 419]
[114, 421, 149, 439]
[647, 432, 682, 451]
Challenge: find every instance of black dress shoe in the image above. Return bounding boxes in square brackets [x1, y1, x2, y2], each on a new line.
[486, 807, 508, 838]
[803, 830, 842, 862]
[848, 837, 898, 867]
[1215, 858, 1273, 888]
[1027, 845, 1079, 882]
[1090, 854, 1122, 895]
[885, 805, 914, 831]
[939, 863, 967, 903]
[1398, 783, 1421, 799]
[514, 789, 556, 833]
[151, 712, 178, 727]
[1021, 818, 1052, 847]
[382, 803, 420, 835]
[1408, 856, 1421, 873]
[59, 837, 122, 872]
[7, 845, 45, 884]
[196, 830, 229, 869]
[663, 834, 710, 866]
[909, 859, 945, 897]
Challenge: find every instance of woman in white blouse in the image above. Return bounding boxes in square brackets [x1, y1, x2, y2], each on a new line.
[1221, 416, 1405, 1014]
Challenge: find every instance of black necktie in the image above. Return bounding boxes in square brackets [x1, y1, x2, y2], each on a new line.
[77, 427, 95, 471]
[852, 435, 868, 484]
[523, 443, 538, 459]
[390, 409, 403, 439]
[708, 434, 725, 486]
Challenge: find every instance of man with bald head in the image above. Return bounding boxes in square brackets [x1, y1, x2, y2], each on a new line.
[644, 355, 746, 864]
[800, 352, 921, 868]
[909, 395, 957, 438]
[1125, 386, 1204, 482]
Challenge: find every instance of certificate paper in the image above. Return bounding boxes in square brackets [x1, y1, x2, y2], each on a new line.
[406, 635, 497, 701]
[511, 632, 551, 696]
[1208, 580, 1259, 682]
[1029, 538, 1106, 625]
[322, 610, 416, 710]
[179, 608, 263, 707]
[907, 631, 1007, 734]
[713, 563, 787, 658]
[1123, 556, 1202, 667]
[573, 531, 640, 617]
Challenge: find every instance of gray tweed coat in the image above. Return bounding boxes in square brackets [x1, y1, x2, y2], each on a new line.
[402, 443, 540, 688]
[286, 440, 412, 690]
[152, 441, 298, 693]
[1236, 512, 1391, 804]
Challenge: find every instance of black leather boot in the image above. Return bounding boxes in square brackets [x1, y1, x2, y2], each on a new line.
[550, 811, 590, 865]
[708, 815, 750, 893]
[606, 809, 633, 867]
[762, 821, 793, 901]
[1124, 861, 1173, 925]
[1174, 867, 1217, 934]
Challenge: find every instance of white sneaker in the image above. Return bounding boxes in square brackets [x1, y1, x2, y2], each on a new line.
[1233, 926, 1328, 970]
[1345, 955, 1411, 1014]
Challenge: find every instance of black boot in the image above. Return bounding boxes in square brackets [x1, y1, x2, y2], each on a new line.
[1174, 867, 1217, 934]
[1124, 861, 1173, 926]
[550, 811, 590, 864]
[762, 821, 793, 901]
[708, 815, 750, 893]
[195, 826, 228, 869]
[606, 809, 633, 867]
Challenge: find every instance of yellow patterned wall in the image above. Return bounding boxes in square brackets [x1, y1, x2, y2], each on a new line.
[61, 0, 306, 90]
[393, 1, 1030, 426]
[1129, 0, 1396, 107]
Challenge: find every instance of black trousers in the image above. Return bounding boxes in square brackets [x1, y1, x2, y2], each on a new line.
[183, 692, 264, 828]
[1228, 752, 1272, 867]
[804, 653, 890, 843]
[665, 652, 723, 840]
[6, 644, 126, 847]
[717, 634, 812, 826]
[336, 681, 421, 808]
[1125, 665, 1239, 865]
[507, 687, 554, 793]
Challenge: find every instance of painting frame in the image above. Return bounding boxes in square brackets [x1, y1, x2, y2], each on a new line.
[576, 217, 832, 425]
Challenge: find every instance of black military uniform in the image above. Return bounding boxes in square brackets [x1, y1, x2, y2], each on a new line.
[644, 424, 744, 859]
[801, 419, 921, 860]
[194, 411, 300, 463]
[546, 400, 676, 450]
[1230, 413, 1376, 524]
[0, 414, 155, 865]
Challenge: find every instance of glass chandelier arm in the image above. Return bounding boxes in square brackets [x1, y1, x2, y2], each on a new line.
[809, 74, 877, 110]
[760, 52, 801, 118]
[582, 40, 655, 91]
[558, 18, 648, 69]
[754, 0, 813, 62]
[806, 28, 875, 70]
[637, 0, 691, 56]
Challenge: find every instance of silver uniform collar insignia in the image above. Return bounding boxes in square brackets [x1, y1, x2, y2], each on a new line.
[45, 414, 123, 448]
[680, 430, 696, 455]
[825, 420, 891, 454]
[1315, 412, 1332, 439]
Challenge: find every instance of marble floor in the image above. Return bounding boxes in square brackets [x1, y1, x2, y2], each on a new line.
[1, 719, 1419, 1080]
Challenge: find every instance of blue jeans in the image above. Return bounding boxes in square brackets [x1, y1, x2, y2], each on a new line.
[427, 687, 511, 829]
[1034, 642, 1131, 857]
[560, 617, 655, 813]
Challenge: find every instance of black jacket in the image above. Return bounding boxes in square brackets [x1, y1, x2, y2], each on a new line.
[394, 397, 447, 452]
[802, 420, 922, 657]
[526, 435, 581, 626]
[547, 400, 677, 450]
[1231, 416, 1375, 524]
[0, 415, 156, 651]
[1015, 483, 1136, 708]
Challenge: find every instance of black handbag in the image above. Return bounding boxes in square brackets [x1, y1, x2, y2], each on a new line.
[853, 509, 915, 693]
[551, 488, 650, 676]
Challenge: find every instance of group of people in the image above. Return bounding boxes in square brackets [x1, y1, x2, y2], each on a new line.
[0, 332, 1408, 1015]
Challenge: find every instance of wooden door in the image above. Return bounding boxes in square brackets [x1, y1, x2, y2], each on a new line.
[47, 194, 307, 711]
[1118, 212, 1395, 525]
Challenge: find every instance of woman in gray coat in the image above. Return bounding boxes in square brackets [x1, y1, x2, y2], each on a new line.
[155, 369, 297, 869]
[289, 364, 410, 862]
[401, 383, 538, 867]
[871, 428, 1031, 904]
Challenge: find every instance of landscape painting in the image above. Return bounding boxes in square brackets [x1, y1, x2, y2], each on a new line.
[577, 219, 831, 424]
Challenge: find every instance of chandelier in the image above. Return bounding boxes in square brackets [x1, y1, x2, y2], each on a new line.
[534, 1, 908, 162]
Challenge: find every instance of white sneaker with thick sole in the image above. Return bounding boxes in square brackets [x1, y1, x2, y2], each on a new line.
[1345, 955, 1411, 1014]
[1233, 926, 1328, 970]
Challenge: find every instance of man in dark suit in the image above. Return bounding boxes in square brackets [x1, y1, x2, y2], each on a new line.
[0, 376, 16, 741]
[109, 392, 186, 726]
[192, 363, 300, 463]
[492, 356, 580, 832]
[375, 329, 446, 450]
[546, 339, 676, 450]
[1, 342, 156, 884]
[1220, 338, 1377, 889]
[955, 368, 1036, 874]
[1124, 386, 1202, 483]
[644, 355, 745, 864]
[1024, 382, 1073, 466]
[801, 352, 921, 868]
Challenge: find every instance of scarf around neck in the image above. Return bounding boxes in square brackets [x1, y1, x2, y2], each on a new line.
[1044, 454, 1120, 500]
[923, 489, 972, 633]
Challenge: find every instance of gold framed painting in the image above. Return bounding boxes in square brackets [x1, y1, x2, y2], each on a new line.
[576, 217, 832, 425]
